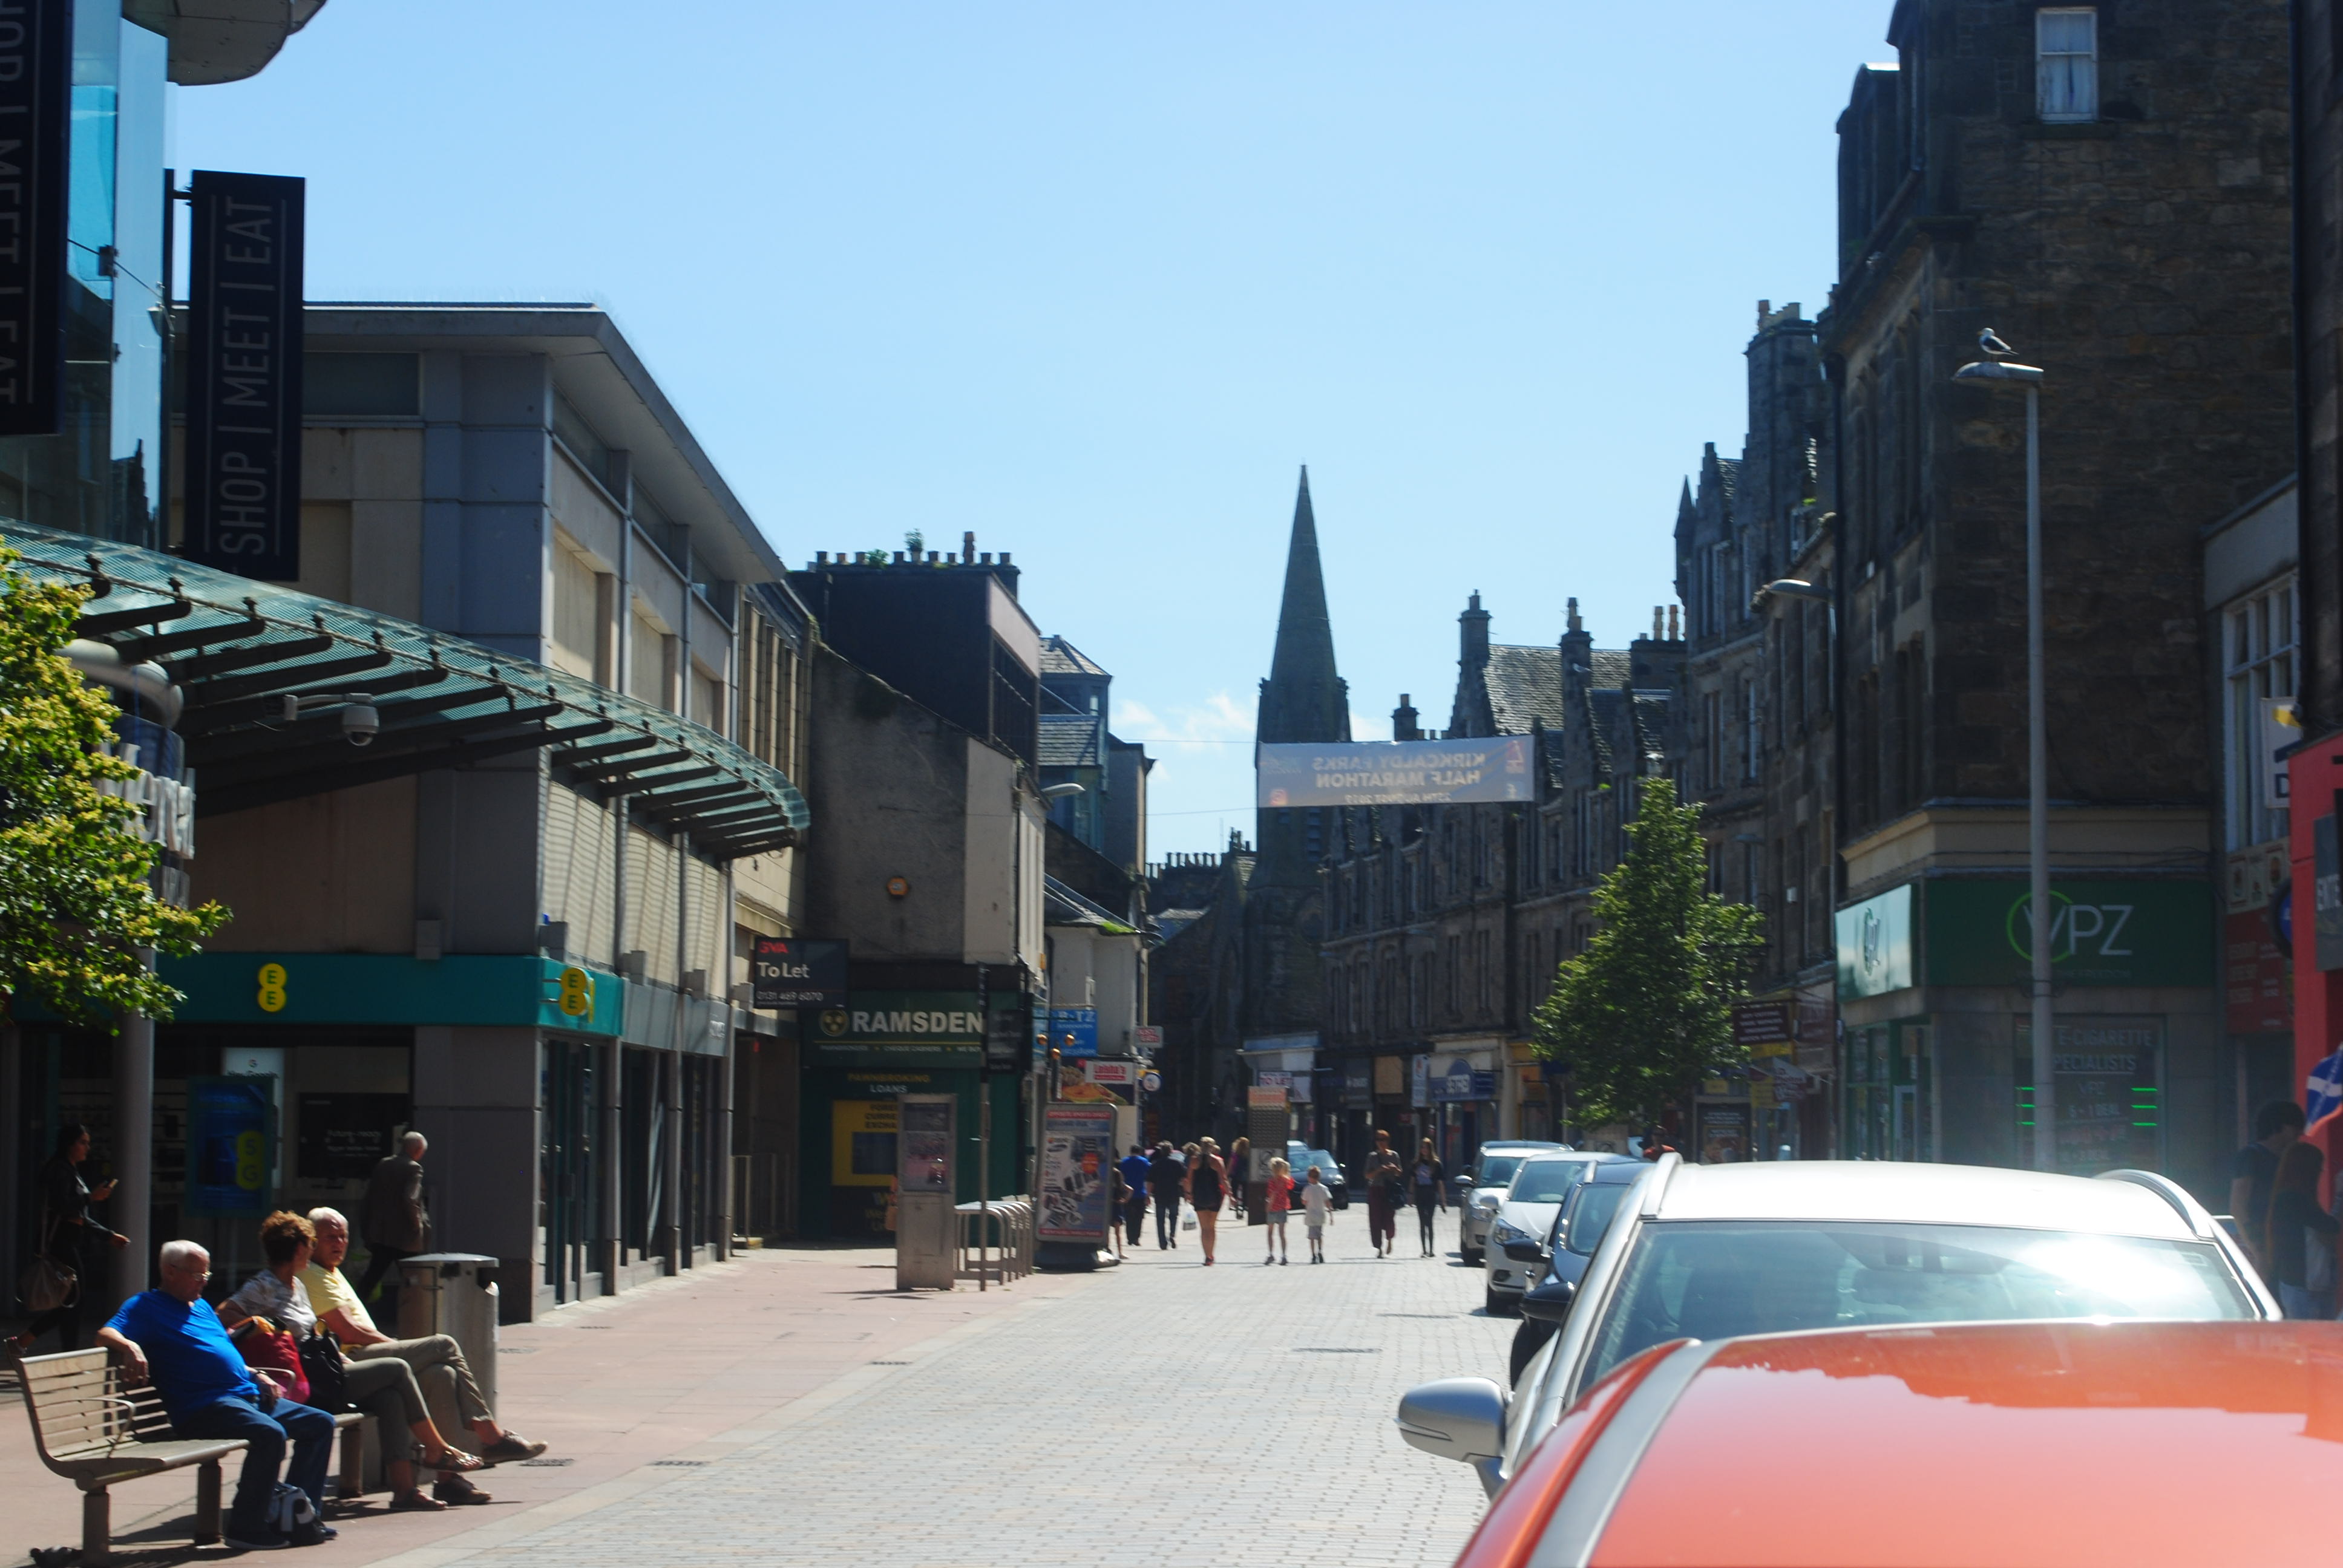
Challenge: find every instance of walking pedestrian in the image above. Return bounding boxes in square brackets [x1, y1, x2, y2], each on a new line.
[1185, 1138, 1229, 1264]
[2230, 1099, 2304, 1277]
[1363, 1131, 1403, 1259]
[1226, 1136, 1251, 1220]
[10, 1123, 126, 1354]
[1147, 1142, 1184, 1249]
[1300, 1165, 1335, 1263]
[1411, 1138, 1449, 1258]
[1118, 1145, 1152, 1249]
[2266, 1141, 2341, 1320]
[1261, 1157, 1296, 1264]
[358, 1129, 431, 1319]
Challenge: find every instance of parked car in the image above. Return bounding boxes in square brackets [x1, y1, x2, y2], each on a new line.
[1454, 1140, 1564, 1266]
[1430, 1319, 2343, 1568]
[1399, 1157, 2275, 1497]
[1285, 1143, 1349, 1209]
[1481, 1152, 1630, 1315]
[1502, 1158, 1647, 1382]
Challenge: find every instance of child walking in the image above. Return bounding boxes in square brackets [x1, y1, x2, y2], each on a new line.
[1300, 1165, 1335, 1263]
[1263, 1157, 1296, 1265]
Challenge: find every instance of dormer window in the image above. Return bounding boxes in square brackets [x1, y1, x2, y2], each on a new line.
[2037, 8, 2098, 123]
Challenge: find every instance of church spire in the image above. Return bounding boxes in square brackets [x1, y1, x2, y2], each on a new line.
[1258, 466, 1349, 746]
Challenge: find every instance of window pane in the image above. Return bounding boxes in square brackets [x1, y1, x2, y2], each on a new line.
[2040, 10, 2096, 52]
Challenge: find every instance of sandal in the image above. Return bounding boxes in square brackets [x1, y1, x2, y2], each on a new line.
[433, 1476, 493, 1506]
[421, 1448, 485, 1474]
[390, 1490, 447, 1512]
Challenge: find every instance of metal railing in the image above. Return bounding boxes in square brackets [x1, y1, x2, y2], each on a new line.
[956, 1197, 1034, 1288]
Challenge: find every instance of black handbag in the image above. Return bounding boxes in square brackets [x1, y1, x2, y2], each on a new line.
[296, 1329, 353, 1414]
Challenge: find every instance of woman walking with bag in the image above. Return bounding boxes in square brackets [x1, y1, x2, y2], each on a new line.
[11, 1123, 125, 1353]
[1184, 1138, 1230, 1265]
[1362, 1131, 1403, 1259]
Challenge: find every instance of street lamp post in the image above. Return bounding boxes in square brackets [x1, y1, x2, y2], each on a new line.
[1953, 347, 2053, 1172]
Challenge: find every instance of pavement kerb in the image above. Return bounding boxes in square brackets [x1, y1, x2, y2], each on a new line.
[342, 1279, 1080, 1568]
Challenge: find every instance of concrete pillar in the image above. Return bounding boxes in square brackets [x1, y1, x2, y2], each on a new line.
[112, 1004, 154, 1302]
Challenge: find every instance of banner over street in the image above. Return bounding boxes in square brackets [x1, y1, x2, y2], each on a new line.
[1257, 736, 1535, 807]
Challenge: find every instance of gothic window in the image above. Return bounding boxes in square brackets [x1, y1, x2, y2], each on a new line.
[2037, 8, 2098, 123]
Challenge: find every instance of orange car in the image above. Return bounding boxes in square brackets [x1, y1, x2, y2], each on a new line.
[1452, 1319, 2343, 1568]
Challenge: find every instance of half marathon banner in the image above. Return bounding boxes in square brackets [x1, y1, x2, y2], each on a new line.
[1257, 736, 1535, 808]
[185, 170, 304, 580]
[0, 0, 70, 435]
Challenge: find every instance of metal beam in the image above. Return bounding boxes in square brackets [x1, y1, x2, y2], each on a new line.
[551, 734, 663, 769]
[565, 748, 690, 784]
[196, 722, 614, 817]
[78, 598, 192, 639]
[113, 615, 269, 662]
[167, 631, 333, 682]
[178, 647, 397, 707]
[176, 664, 460, 734]
[185, 685, 511, 765]
[638, 779, 759, 812]
[194, 702, 566, 784]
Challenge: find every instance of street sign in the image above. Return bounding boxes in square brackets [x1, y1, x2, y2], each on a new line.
[1133, 1025, 1163, 1049]
[1139, 1070, 1162, 1093]
[751, 936, 847, 1009]
[1086, 1060, 1135, 1086]
[1247, 1085, 1288, 1109]
[1732, 999, 1796, 1057]
[985, 996, 1031, 1077]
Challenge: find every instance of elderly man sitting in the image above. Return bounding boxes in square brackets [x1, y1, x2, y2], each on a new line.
[97, 1240, 336, 1551]
[301, 1206, 546, 1504]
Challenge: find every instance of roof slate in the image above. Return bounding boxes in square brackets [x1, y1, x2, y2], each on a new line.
[1041, 635, 1109, 678]
[1482, 644, 1565, 734]
[1038, 713, 1103, 767]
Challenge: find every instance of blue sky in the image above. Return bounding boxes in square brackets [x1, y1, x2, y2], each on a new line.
[175, 1, 1896, 859]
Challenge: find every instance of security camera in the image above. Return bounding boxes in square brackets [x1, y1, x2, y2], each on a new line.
[341, 704, 379, 746]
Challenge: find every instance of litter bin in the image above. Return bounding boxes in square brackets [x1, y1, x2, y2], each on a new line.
[395, 1252, 500, 1416]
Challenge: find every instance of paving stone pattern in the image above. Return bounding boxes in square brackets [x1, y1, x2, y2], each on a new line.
[431, 1244, 1510, 1568]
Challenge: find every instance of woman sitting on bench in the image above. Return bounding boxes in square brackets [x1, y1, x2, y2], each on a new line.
[219, 1210, 483, 1512]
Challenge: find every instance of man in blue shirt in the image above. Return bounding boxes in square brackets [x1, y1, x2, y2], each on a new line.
[98, 1240, 336, 1551]
[1118, 1145, 1152, 1249]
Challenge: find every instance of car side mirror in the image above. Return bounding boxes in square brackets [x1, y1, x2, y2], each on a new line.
[1395, 1377, 1507, 1468]
[1502, 1240, 1544, 1262]
[1521, 1277, 1576, 1325]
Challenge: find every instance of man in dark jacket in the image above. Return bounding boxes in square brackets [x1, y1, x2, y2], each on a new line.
[1118, 1145, 1152, 1248]
[358, 1130, 430, 1315]
[1147, 1142, 1185, 1250]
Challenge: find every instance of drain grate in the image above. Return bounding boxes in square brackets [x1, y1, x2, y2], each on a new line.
[500, 1347, 538, 1354]
[869, 1359, 910, 1365]
[1293, 1347, 1381, 1354]
[650, 1460, 709, 1467]
[576, 1324, 613, 1331]
[1377, 1313, 1453, 1320]
[519, 1457, 574, 1468]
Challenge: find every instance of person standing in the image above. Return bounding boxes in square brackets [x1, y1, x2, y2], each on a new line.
[1262, 1157, 1296, 1265]
[1225, 1136, 1251, 1220]
[1411, 1138, 1449, 1258]
[1118, 1145, 1152, 1249]
[1147, 1142, 1185, 1249]
[97, 1241, 338, 1551]
[1363, 1131, 1403, 1259]
[359, 1129, 431, 1318]
[1300, 1166, 1335, 1263]
[2230, 1099, 2305, 1277]
[10, 1123, 126, 1353]
[1184, 1138, 1228, 1265]
[2266, 1142, 2341, 1319]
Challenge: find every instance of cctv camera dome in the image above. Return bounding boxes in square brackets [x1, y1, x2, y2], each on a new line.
[342, 704, 379, 746]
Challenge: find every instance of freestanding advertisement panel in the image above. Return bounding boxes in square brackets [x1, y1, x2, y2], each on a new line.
[1037, 1104, 1115, 1246]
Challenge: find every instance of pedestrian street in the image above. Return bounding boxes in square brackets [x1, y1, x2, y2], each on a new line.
[378, 1238, 1513, 1568]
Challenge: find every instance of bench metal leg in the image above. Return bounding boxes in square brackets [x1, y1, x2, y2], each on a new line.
[195, 1458, 223, 1544]
[81, 1486, 113, 1566]
[339, 1418, 365, 1500]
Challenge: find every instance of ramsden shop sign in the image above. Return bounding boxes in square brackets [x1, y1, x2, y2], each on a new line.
[184, 169, 304, 580]
[0, 0, 69, 435]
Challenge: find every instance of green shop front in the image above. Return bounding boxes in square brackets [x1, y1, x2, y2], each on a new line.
[1834, 879, 2221, 1194]
[798, 993, 1024, 1241]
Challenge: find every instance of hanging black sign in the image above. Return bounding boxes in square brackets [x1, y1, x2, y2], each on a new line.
[185, 171, 304, 580]
[0, 0, 70, 436]
[750, 935, 847, 1008]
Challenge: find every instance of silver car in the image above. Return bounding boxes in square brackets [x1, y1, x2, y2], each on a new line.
[1398, 1157, 2275, 1497]
[1481, 1152, 1631, 1315]
[1454, 1141, 1563, 1265]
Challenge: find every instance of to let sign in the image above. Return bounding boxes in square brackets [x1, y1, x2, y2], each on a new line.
[185, 171, 304, 580]
[0, 0, 67, 435]
[750, 936, 846, 1008]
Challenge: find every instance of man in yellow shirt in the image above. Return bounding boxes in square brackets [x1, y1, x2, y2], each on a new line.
[302, 1207, 547, 1504]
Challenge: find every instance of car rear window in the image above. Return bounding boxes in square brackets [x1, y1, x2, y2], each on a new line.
[1581, 1221, 2256, 1388]
[1476, 1155, 1527, 1189]
[1509, 1158, 1595, 1204]
[1561, 1181, 1632, 1255]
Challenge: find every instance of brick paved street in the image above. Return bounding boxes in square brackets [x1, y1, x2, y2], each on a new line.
[7, 1226, 1511, 1568]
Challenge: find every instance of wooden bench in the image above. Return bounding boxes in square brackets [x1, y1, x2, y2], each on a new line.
[14, 1348, 367, 1564]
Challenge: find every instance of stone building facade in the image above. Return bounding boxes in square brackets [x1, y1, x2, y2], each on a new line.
[1823, 0, 2292, 1195]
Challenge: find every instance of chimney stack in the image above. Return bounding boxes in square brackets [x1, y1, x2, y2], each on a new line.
[1567, 596, 1582, 634]
[963, 531, 976, 563]
[1460, 591, 1491, 673]
[1668, 604, 1681, 641]
[1653, 606, 1664, 640]
[1393, 693, 1422, 741]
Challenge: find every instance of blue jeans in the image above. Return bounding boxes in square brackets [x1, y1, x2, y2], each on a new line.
[174, 1396, 335, 1538]
[2281, 1283, 2336, 1320]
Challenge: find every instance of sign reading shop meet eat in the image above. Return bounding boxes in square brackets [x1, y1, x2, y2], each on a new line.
[183, 170, 304, 580]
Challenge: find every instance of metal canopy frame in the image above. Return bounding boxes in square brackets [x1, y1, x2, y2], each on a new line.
[7, 521, 810, 850]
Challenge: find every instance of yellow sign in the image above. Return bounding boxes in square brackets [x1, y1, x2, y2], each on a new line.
[557, 966, 594, 1018]
[831, 1099, 899, 1187]
[256, 962, 287, 1014]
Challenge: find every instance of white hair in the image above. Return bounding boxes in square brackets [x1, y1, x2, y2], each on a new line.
[159, 1238, 208, 1272]
[307, 1207, 348, 1230]
[401, 1131, 427, 1152]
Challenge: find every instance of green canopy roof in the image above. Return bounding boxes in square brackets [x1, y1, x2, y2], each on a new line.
[6, 520, 807, 858]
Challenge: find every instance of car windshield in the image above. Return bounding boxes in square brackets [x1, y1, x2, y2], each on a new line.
[1508, 1158, 1596, 1204]
[1581, 1221, 2257, 1387]
[1558, 1181, 1633, 1255]
[1476, 1155, 1529, 1190]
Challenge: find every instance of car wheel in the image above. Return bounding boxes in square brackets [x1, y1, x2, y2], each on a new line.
[1461, 1246, 1482, 1266]
[1484, 1286, 1514, 1318]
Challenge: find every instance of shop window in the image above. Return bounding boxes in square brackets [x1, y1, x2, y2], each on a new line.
[2223, 576, 2295, 851]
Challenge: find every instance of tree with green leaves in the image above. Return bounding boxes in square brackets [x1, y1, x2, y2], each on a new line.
[0, 549, 228, 1026]
[1532, 776, 1762, 1130]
